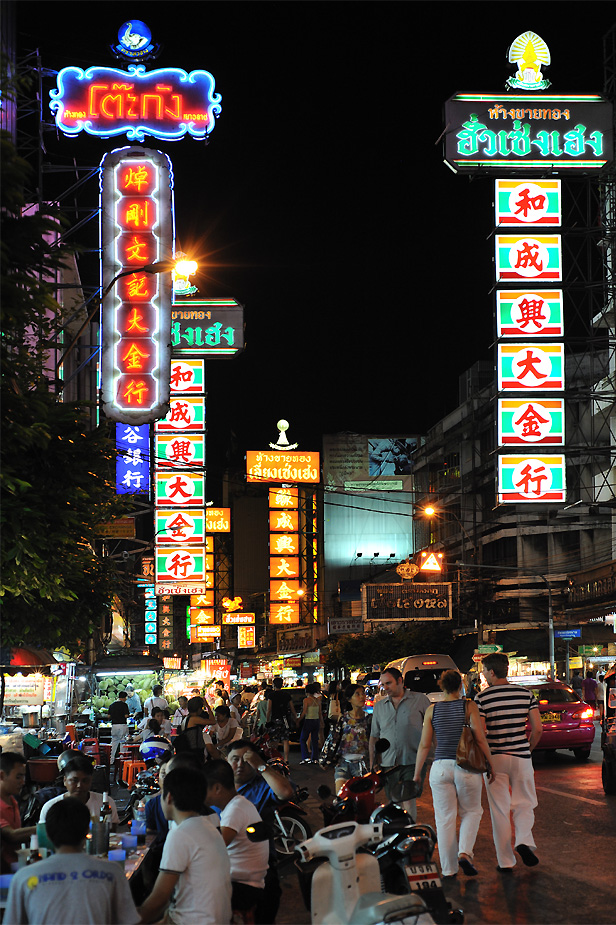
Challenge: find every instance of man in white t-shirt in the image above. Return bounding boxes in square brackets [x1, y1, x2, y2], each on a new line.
[202, 706, 243, 759]
[143, 685, 168, 717]
[5, 797, 138, 924]
[204, 759, 269, 920]
[138, 767, 231, 925]
[39, 757, 120, 827]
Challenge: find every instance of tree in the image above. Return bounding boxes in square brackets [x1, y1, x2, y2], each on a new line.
[1, 128, 130, 653]
[325, 621, 455, 671]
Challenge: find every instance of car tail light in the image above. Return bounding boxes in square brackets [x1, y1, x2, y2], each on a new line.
[579, 707, 595, 721]
[539, 699, 549, 705]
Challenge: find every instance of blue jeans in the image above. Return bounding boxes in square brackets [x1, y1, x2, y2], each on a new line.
[300, 719, 320, 759]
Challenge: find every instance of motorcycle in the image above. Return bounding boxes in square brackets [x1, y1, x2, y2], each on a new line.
[265, 787, 312, 860]
[318, 740, 399, 825]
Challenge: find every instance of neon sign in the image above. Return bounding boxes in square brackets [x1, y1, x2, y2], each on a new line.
[100, 147, 174, 423]
[444, 94, 612, 173]
[50, 65, 221, 142]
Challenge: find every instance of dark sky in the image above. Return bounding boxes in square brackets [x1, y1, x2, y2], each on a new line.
[17, 1, 614, 484]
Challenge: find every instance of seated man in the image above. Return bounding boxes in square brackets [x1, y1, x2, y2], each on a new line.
[144, 752, 172, 839]
[1, 752, 36, 873]
[204, 760, 269, 923]
[38, 756, 119, 829]
[137, 767, 231, 925]
[5, 797, 138, 924]
[202, 705, 243, 760]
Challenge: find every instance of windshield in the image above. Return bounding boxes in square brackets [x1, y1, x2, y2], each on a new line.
[404, 669, 444, 695]
[530, 686, 581, 704]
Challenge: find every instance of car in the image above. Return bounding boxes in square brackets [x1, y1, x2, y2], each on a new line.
[513, 676, 596, 760]
[386, 654, 464, 702]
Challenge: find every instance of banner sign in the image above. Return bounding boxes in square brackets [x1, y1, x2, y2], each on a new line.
[496, 290, 564, 338]
[100, 147, 173, 423]
[443, 94, 612, 173]
[238, 626, 256, 648]
[498, 454, 566, 503]
[497, 343, 564, 391]
[171, 300, 244, 356]
[498, 398, 565, 446]
[154, 471, 205, 506]
[495, 234, 562, 281]
[116, 423, 150, 493]
[3, 676, 46, 706]
[246, 451, 320, 483]
[170, 359, 205, 393]
[154, 397, 206, 432]
[50, 65, 221, 142]
[361, 583, 452, 621]
[495, 179, 561, 226]
[276, 627, 315, 654]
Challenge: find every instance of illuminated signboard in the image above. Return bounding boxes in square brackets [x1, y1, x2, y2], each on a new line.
[154, 471, 205, 506]
[155, 509, 209, 545]
[116, 423, 150, 493]
[155, 396, 206, 432]
[169, 359, 205, 393]
[154, 433, 205, 469]
[190, 624, 221, 643]
[495, 179, 561, 226]
[156, 546, 210, 584]
[271, 556, 300, 579]
[50, 65, 221, 142]
[223, 613, 255, 625]
[270, 580, 301, 601]
[498, 399, 565, 446]
[246, 451, 320, 483]
[269, 486, 299, 508]
[205, 508, 231, 533]
[443, 94, 612, 173]
[100, 147, 173, 423]
[238, 626, 256, 648]
[362, 583, 452, 621]
[498, 454, 566, 503]
[270, 602, 300, 625]
[497, 343, 564, 391]
[269, 510, 299, 532]
[496, 290, 564, 338]
[171, 299, 244, 356]
[495, 234, 561, 282]
[189, 607, 215, 625]
[110, 21, 160, 63]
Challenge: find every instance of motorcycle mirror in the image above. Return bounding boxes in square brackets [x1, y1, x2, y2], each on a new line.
[375, 738, 390, 754]
[317, 784, 332, 800]
[390, 779, 420, 803]
[246, 821, 274, 843]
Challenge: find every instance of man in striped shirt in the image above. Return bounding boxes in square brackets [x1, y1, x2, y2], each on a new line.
[475, 653, 543, 872]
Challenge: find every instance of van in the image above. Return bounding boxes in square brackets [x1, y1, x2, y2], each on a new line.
[385, 654, 462, 702]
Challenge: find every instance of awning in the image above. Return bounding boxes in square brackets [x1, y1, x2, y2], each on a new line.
[91, 654, 164, 674]
[0, 646, 58, 668]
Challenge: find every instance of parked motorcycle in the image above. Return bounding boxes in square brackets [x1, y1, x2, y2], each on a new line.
[318, 740, 398, 825]
[265, 787, 312, 860]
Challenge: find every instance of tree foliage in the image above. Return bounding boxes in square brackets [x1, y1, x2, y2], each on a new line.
[1, 128, 129, 652]
[325, 621, 455, 670]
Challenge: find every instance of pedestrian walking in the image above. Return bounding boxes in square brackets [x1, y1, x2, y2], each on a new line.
[143, 684, 168, 718]
[334, 684, 371, 794]
[582, 670, 598, 714]
[571, 669, 583, 696]
[414, 670, 494, 878]
[299, 683, 322, 764]
[596, 674, 606, 722]
[172, 695, 189, 728]
[108, 690, 130, 781]
[268, 677, 298, 764]
[475, 652, 543, 872]
[369, 667, 430, 820]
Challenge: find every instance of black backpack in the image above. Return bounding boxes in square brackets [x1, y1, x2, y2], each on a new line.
[174, 721, 206, 764]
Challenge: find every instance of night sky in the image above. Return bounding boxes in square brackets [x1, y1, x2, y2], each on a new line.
[16, 2, 614, 489]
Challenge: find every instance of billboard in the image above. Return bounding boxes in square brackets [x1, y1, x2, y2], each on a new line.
[246, 451, 320, 483]
[322, 433, 419, 492]
[171, 300, 244, 356]
[444, 94, 612, 173]
[361, 583, 452, 621]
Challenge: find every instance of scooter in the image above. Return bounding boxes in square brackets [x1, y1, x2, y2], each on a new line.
[264, 788, 312, 860]
[294, 819, 434, 925]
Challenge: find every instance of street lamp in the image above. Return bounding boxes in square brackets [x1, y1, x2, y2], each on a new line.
[55, 257, 197, 385]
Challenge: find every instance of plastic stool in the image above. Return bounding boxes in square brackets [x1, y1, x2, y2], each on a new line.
[80, 738, 100, 764]
[123, 760, 146, 788]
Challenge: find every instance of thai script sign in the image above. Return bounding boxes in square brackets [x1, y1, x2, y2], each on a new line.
[496, 290, 564, 338]
[116, 423, 150, 493]
[246, 451, 320, 483]
[205, 508, 231, 533]
[171, 300, 244, 356]
[498, 398, 565, 446]
[444, 94, 612, 173]
[495, 234, 561, 281]
[3, 676, 46, 706]
[277, 627, 316, 653]
[497, 343, 564, 391]
[498, 454, 566, 503]
[223, 613, 255, 625]
[361, 583, 452, 621]
[495, 179, 561, 226]
[100, 147, 173, 423]
[50, 65, 221, 142]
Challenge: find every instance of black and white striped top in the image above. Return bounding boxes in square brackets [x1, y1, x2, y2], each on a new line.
[431, 699, 467, 760]
[475, 684, 539, 758]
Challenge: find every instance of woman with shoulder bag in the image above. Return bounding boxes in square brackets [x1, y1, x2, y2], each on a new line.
[413, 670, 494, 878]
[334, 684, 371, 794]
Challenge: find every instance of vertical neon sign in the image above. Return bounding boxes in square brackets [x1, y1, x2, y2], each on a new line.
[100, 146, 174, 423]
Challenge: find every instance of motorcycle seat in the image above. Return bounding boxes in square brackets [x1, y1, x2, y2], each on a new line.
[352, 891, 428, 925]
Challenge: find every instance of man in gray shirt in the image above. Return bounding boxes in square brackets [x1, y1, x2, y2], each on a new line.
[369, 667, 430, 820]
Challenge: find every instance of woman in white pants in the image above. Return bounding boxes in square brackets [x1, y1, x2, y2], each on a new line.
[414, 670, 494, 877]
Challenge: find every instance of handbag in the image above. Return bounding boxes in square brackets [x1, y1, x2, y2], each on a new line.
[319, 717, 344, 767]
[328, 695, 341, 719]
[455, 699, 488, 774]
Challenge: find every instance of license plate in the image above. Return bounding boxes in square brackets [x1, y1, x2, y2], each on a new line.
[405, 862, 441, 890]
[541, 712, 561, 723]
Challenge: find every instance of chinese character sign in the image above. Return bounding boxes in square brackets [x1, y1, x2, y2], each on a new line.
[498, 399, 565, 446]
[495, 180, 561, 226]
[496, 290, 564, 338]
[495, 234, 562, 281]
[50, 65, 221, 142]
[498, 455, 566, 503]
[101, 147, 173, 423]
[498, 344, 564, 391]
[116, 423, 150, 493]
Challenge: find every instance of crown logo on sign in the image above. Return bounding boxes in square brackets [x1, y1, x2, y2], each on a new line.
[269, 419, 299, 451]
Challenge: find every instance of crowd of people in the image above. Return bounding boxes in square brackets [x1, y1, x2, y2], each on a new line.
[2, 659, 605, 923]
